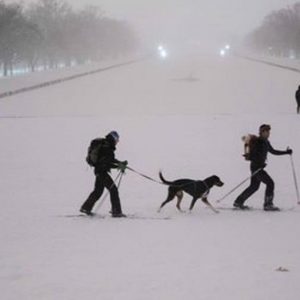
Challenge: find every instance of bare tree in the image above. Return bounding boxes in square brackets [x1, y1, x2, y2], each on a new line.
[245, 3, 300, 58]
[0, 1, 42, 76]
[27, 0, 73, 68]
[0, 0, 139, 75]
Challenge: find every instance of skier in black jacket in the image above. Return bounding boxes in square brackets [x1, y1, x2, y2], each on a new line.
[234, 124, 292, 211]
[296, 85, 300, 114]
[80, 131, 128, 217]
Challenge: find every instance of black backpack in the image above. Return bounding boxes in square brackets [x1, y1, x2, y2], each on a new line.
[242, 134, 258, 160]
[86, 138, 105, 166]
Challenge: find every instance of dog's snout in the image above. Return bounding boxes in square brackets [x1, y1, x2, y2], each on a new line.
[217, 181, 224, 187]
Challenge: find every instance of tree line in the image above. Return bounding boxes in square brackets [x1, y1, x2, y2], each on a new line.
[0, 0, 139, 76]
[245, 3, 300, 58]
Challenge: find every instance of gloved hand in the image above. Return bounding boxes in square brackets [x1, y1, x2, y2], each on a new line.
[117, 160, 128, 173]
[286, 148, 293, 155]
[243, 153, 250, 160]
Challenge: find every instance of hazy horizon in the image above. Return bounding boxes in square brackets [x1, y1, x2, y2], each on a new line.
[3, 0, 299, 48]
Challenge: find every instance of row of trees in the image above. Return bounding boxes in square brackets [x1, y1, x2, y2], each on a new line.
[0, 0, 139, 76]
[245, 3, 300, 58]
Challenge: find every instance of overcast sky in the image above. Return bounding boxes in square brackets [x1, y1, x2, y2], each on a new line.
[6, 0, 298, 46]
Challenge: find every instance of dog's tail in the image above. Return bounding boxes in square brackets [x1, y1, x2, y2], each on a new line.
[159, 171, 173, 185]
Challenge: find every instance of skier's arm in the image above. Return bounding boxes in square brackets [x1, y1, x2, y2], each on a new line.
[111, 158, 128, 171]
[267, 141, 291, 155]
[111, 158, 121, 169]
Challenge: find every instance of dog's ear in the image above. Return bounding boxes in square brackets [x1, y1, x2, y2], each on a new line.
[214, 176, 224, 186]
[207, 175, 223, 186]
[212, 175, 219, 181]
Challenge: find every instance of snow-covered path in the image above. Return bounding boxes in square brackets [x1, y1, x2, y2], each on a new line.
[1, 53, 299, 300]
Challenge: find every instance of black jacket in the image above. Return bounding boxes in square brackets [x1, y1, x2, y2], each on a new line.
[296, 89, 300, 104]
[94, 136, 120, 174]
[250, 137, 288, 168]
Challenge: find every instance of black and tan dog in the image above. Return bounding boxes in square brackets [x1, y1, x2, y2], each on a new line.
[158, 171, 224, 213]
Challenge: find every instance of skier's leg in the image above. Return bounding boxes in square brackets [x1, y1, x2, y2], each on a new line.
[81, 174, 105, 213]
[234, 174, 261, 207]
[103, 173, 122, 215]
[260, 170, 276, 208]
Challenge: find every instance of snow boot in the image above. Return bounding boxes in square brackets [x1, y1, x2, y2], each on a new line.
[263, 204, 280, 211]
[112, 212, 127, 218]
[263, 195, 280, 211]
[233, 201, 250, 210]
[80, 208, 93, 216]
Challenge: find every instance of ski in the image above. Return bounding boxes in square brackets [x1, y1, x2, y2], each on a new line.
[125, 214, 171, 220]
[59, 213, 171, 220]
[217, 206, 296, 212]
[216, 206, 254, 211]
[60, 213, 104, 218]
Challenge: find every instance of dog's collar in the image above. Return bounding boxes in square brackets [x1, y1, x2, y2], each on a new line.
[203, 181, 210, 196]
[203, 181, 210, 190]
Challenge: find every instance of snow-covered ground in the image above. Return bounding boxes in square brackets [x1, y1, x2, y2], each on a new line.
[0, 52, 299, 300]
[237, 51, 300, 72]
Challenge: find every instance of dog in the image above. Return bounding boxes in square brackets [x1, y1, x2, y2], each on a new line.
[158, 171, 224, 213]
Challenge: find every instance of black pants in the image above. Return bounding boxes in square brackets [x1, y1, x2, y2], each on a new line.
[81, 172, 122, 214]
[235, 166, 274, 206]
[297, 104, 300, 114]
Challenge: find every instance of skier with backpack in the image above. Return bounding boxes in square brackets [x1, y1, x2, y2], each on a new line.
[233, 124, 293, 211]
[296, 85, 300, 114]
[80, 131, 128, 217]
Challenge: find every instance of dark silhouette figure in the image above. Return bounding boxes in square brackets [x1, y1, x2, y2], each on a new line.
[296, 85, 300, 114]
[234, 124, 292, 211]
[80, 131, 127, 217]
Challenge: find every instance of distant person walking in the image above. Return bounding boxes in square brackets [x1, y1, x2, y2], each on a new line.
[80, 131, 128, 217]
[296, 85, 300, 114]
[234, 124, 292, 211]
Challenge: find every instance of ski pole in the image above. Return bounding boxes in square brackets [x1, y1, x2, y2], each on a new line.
[290, 154, 300, 204]
[94, 171, 123, 212]
[216, 168, 262, 203]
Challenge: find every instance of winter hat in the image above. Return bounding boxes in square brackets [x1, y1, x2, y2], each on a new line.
[107, 130, 120, 143]
[259, 124, 271, 133]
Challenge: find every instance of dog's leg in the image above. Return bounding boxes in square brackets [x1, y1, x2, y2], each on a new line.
[158, 190, 176, 212]
[201, 197, 219, 214]
[189, 197, 198, 211]
[176, 191, 184, 212]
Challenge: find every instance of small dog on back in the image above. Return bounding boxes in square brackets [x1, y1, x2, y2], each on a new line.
[158, 171, 224, 213]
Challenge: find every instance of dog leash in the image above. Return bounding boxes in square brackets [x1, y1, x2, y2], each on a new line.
[126, 166, 164, 185]
[127, 166, 211, 191]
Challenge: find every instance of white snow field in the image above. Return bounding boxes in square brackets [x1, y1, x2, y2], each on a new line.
[0, 53, 300, 300]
